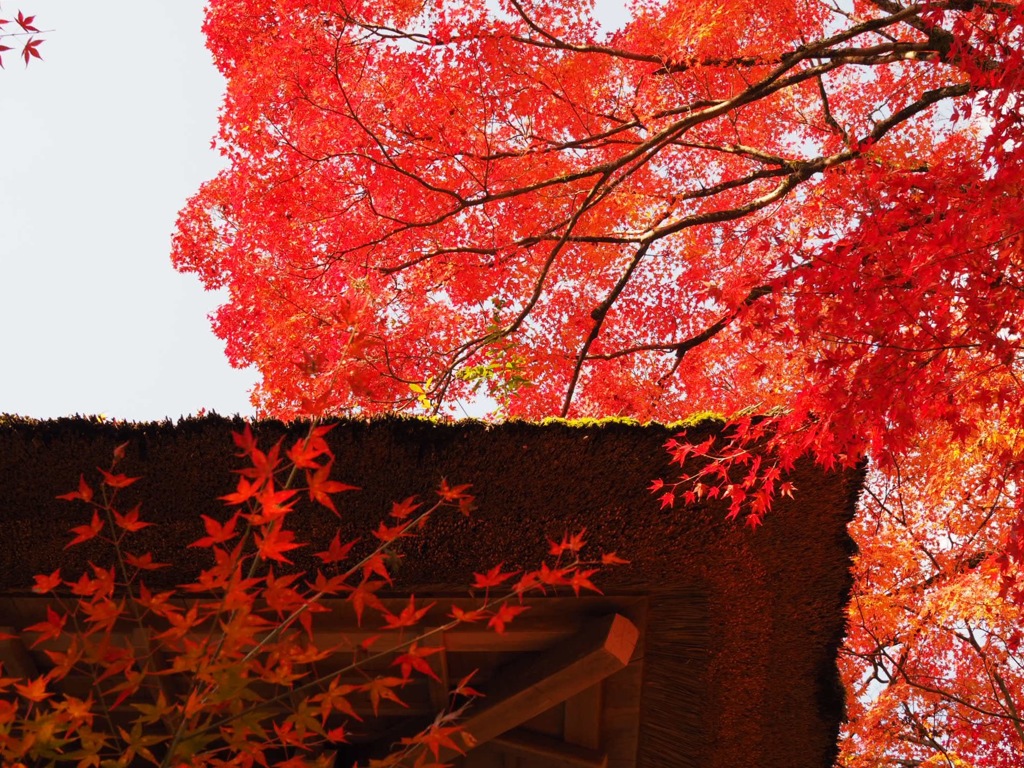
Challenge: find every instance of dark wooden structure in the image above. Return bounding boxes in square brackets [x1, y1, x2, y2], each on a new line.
[0, 415, 861, 768]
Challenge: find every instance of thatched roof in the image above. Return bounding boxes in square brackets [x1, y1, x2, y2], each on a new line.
[0, 415, 861, 768]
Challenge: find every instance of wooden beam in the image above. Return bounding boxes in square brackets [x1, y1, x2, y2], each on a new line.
[119, 620, 579, 659]
[439, 613, 638, 762]
[0, 628, 38, 679]
[313, 622, 580, 653]
[564, 683, 602, 750]
[493, 728, 608, 768]
[426, 629, 451, 713]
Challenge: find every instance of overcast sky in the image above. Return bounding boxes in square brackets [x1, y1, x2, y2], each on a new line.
[0, 1, 258, 421]
[0, 1, 630, 423]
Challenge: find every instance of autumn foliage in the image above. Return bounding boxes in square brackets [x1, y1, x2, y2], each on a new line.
[0, 7, 42, 67]
[0, 428, 612, 766]
[165, 0, 1024, 764]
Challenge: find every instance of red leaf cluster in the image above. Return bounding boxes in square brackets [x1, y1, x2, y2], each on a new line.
[0, 425, 620, 766]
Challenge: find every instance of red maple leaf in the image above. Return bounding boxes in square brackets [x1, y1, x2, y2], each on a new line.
[25, 606, 67, 647]
[400, 722, 465, 760]
[112, 505, 151, 532]
[56, 474, 93, 503]
[97, 468, 139, 489]
[390, 495, 423, 520]
[189, 513, 240, 548]
[255, 526, 304, 564]
[601, 551, 629, 566]
[306, 463, 358, 515]
[361, 676, 408, 716]
[65, 511, 104, 549]
[548, 529, 587, 557]
[382, 595, 435, 630]
[472, 563, 518, 590]
[220, 475, 261, 506]
[31, 569, 61, 594]
[488, 603, 529, 634]
[314, 532, 358, 564]
[348, 579, 385, 625]
[392, 642, 443, 681]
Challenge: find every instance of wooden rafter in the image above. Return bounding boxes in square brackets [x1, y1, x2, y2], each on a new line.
[436, 612, 638, 763]
[426, 628, 451, 713]
[564, 680, 603, 750]
[0, 627, 38, 679]
[493, 727, 608, 768]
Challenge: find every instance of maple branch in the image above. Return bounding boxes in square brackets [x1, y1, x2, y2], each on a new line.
[961, 621, 1024, 746]
[582, 286, 774, 360]
[561, 238, 657, 415]
[817, 74, 849, 144]
[658, 285, 776, 384]
[505, 0, 928, 76]
[287, 5, 972, 304]
[882, 640, 1024, 723]
[674, 140, 794, 167]
[471, 56, 969, 413]
[508, 76, 970, 413]
[427, 168, 617, 407]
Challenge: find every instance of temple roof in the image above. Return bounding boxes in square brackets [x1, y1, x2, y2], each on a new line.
[0, 415, 861, 768]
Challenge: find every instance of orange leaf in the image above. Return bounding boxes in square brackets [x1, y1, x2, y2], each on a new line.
[113, 504, 151, 532]
[98, 468, 140, 488]
[255, 526, 304, 564]
[488, 603, 528, 634]
[472, 563, 518, 590]
[390, 495, 423, 519]
[348, 579, 385, 625]
[31, 568, 61, 594]
[393, 643, 444, 681]
[362, 676, 408, 716]
[307, 463, 359, 515]
[189, 512, 240, 548]
[382, 595, 435, 630]
[56, 474, 93, 503]
[65, 510, 104, 549]
[14, 676, 51, 702]
[315, 532, 358, 564]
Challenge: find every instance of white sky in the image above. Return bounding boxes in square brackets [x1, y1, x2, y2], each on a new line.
[0, 1, 631, 423]
[0, 1, 258, 421]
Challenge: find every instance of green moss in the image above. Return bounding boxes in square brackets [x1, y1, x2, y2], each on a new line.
[1, 410, 731, 433]
[531, 413, 730, 430]
[665, 411, 728, 430]
[536, 416, 642, 428]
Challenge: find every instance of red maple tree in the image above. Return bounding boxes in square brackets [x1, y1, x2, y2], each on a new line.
[172, 0, 1024, 764]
